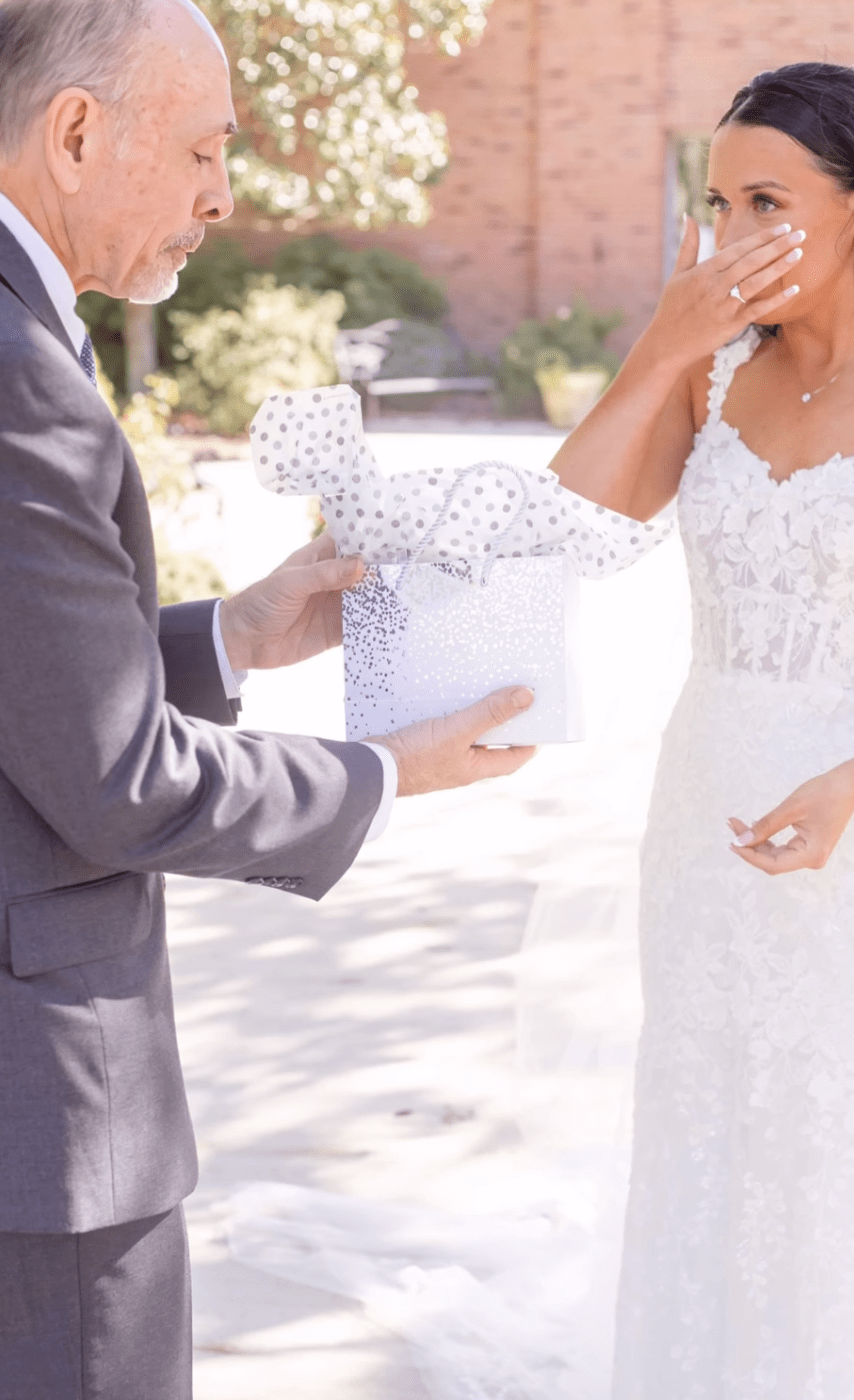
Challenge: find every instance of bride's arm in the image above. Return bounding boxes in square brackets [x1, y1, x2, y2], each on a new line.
[548, 218, 807, 522]
[550, 342, 696, 523]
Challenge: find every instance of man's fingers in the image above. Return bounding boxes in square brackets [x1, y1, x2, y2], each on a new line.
[449, 686, 536, 742]
[469, 745, 538, 781]
[280, 554, 365, 598]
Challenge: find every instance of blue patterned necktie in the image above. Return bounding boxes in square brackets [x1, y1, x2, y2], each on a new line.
[79, 332, 97, 387]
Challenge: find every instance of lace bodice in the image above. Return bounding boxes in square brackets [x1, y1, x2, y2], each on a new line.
[680, 328, 854, 687]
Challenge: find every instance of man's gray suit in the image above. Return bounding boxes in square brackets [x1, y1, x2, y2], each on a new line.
[0, 223, 382, 1238]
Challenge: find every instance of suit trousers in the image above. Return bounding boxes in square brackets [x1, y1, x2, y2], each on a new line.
[0, 1205, 192, 1400]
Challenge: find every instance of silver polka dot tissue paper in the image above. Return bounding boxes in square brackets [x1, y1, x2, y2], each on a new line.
[250, 386, 673, 744]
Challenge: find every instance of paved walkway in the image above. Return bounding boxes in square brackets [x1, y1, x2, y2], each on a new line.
[173, 428, 691, 1398]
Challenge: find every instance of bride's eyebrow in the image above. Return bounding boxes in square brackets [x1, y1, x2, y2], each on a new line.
[741, 180, 791, 193]
[706, 181, 792, 198]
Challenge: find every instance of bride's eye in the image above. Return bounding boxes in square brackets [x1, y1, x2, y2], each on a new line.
[706, 193, 727, 213]
[752, 194, 778, 213]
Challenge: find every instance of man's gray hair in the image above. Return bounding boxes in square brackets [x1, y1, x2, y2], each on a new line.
[0, 0, 156, 160]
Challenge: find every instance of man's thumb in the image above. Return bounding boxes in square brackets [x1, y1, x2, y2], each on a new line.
[304, 554, 365, 595]
[674, 214, 701, 274]
[464, 685, 535, 740]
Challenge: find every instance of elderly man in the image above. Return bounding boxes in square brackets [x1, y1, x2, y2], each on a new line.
[0, 0, 534, 1394]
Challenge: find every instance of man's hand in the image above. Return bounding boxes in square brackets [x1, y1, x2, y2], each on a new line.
[219, 532, 364, 672]
[370, 687, 537, 796]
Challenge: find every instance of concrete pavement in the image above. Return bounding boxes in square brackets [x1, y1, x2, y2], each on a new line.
[172, 426, 691, 1398]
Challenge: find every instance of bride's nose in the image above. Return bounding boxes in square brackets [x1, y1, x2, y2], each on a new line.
[718, 212, 763, 251]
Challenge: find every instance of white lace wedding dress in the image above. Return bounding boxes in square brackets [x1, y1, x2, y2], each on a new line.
[229, 329, 854, 1398]
[613, 326, 854, 1398]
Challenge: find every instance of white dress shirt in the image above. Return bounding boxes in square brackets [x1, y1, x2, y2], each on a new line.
[0, 193, 397, 842]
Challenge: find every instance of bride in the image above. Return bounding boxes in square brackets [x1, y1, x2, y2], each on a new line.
[548, 60, 854, 1397]
[231, 60, 854, 1399]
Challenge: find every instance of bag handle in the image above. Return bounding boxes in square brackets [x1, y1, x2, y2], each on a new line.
[394, 461, 531, 593]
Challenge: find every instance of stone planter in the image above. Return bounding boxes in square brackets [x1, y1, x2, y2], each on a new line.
[536, 367, 609, 430]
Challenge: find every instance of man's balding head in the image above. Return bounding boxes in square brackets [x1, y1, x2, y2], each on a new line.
[0, 0, 236, 302]
[0, 0, 227, 159]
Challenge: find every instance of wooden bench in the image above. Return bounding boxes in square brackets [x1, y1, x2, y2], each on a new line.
[363, 375, 497, 421]
[335, 321, 497, 421]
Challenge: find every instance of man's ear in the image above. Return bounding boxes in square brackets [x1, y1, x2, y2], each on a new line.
[43, 88, 104, 195]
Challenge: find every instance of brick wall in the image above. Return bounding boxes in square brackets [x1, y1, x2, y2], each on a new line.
[222, 0, 854, 357]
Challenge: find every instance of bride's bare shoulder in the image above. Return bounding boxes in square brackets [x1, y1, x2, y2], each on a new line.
[685, 353, 717, 433]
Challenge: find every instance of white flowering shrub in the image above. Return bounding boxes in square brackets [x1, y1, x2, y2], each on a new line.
[199, 0, 493, 227]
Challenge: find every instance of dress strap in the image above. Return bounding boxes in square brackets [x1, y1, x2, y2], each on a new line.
[705, 327, 761, 426]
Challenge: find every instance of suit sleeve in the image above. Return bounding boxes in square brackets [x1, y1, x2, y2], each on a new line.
[159, 599, 240, 727]
[0, 334, 383, 900]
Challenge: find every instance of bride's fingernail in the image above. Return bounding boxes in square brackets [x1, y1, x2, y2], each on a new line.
[774, 223, 792, 235]
[784, 285, 800, 298]
[734, 829, 756, 847]
[785, 247, 803, 263]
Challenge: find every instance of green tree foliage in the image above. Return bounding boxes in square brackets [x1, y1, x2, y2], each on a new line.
[271, 232, 447, 325]
[198, 0, 493, 227]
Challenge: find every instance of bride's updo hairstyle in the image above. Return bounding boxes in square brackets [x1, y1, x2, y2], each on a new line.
[717, 62, 854, 194]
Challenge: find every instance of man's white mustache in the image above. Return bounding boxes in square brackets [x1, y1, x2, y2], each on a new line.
[164, 228, 205, 254]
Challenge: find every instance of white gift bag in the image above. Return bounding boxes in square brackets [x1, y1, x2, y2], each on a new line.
[249, 386, 673, 745]
[343, 556, 582, 745]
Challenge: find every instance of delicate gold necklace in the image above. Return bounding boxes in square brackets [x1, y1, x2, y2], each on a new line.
[798, 356, 854, 403]
[801, 372, 842, 404]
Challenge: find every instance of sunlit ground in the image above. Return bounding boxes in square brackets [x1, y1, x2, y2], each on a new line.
[171, 421, 691, 1398]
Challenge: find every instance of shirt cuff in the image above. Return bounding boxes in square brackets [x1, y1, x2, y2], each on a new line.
[212, 599, 248, 701]
[361, 742, 398, 842]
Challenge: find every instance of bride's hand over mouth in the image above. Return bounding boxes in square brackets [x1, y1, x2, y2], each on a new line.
[728, 760, 854, 875]
[547, 217, 808, 521]
[645, 215, 805, 372]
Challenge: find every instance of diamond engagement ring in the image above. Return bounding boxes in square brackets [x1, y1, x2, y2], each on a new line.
[729, 284, 747, 304]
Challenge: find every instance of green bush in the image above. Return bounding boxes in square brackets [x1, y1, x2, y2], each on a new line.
[165, 238, 256, 318]
[79, 235, 448, 401]
[499, 299, 623, 414]
[373, 319, 471, 378]
[111, 372, 229, 605]
[157, 238, 259, 377]
[79, 242, 258, 395]
[169, 278, 345, 436]
[271, 233, 449, 328]
[155, 545, 230, 607]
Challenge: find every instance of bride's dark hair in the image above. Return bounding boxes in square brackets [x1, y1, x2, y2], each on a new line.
[718, 62, 854, 193]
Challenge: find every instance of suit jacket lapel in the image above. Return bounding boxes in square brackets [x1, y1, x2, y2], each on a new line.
[0, 219, 78, 360]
